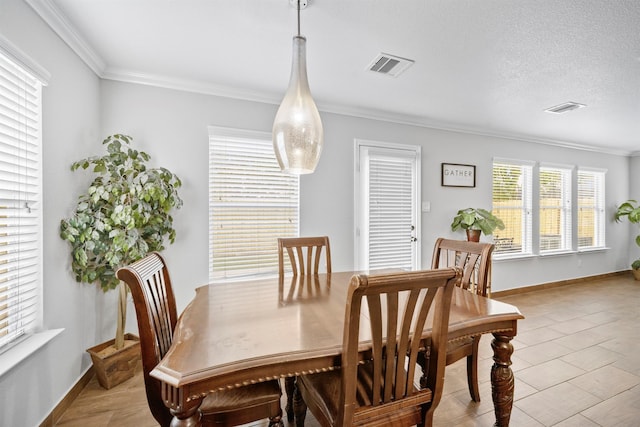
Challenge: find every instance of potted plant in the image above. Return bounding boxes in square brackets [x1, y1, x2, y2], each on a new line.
[614, 199, 640, 280]
[60, 134, 183, 388]
[451, 207, 505, 242]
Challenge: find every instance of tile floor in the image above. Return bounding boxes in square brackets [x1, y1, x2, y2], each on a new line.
[54, 273, 640, 426]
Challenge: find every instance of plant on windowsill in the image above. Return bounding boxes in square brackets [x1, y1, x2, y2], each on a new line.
[614, 199, 640, 280]
[59, 134, 183, 388]
[450, 207, 505, 242]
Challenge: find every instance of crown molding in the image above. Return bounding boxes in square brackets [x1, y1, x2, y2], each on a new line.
[25, 0, 105, 76]
[103, 67, 634, 158]
[101, 68, 281, 105]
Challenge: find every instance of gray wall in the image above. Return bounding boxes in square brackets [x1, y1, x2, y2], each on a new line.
[0, 1, 634, 425]
[101, 80, 630, 314]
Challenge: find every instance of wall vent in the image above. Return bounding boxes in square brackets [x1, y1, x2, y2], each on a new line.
[368, 53, 414, 77]
[544, 102, 586, 114]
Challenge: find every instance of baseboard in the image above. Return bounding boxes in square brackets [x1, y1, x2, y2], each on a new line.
[39, 366, 94, 427]
[491, 270, 629, 298]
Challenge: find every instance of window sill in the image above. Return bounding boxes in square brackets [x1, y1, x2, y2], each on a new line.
[494, 253, 537, 262]
[0, 329, 64, 378]
[539, 250, 576, 257]
[578, 247, 610, 254]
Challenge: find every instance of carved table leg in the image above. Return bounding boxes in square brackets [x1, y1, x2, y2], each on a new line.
[169, 398, 202, 427]
[163, 383, 203, 427]
[285, 376, 296, 421]
[491, 333, 515, 427]
[293, 380, 307, 427]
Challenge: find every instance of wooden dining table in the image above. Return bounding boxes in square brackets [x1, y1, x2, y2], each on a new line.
[150, 270, 524, 427]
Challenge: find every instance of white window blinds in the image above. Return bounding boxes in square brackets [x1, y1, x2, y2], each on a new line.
[208, 127, 299, 281]
[577, 169, 606, 249]
[366, 150, 417, 270]
[539, 166, 572, 252]
[492, 160, 533, 256]
[0, 51, 42, 351]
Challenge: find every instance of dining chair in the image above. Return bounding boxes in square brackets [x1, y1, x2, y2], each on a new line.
[116, 252, 283, 427]
[278, 235, 331, 277]
[430, 237, 495, 402]
[277, 236, 332, 420]
[294, 267, 461, 427]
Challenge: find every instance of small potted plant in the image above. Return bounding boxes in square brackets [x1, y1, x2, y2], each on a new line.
[614, 199, 640, 280]
[451, 207, 505, 242]
[60, 134, 183, 388]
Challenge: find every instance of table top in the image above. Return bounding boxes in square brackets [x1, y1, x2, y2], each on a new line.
[150, 270, 523, 395]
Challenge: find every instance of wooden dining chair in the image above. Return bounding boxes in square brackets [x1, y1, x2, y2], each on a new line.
[277, 236, 332, 420]
[116, 252, 283, 427]
[294, 268, 461, 427]
[278, 235, 332, 277]
[430, 237, 495, 402]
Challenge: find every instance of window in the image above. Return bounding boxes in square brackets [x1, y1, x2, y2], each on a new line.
[492, 160, 533, 256]
[577, 169, 606, 249]
[539, 165, 572, 252]
[208, 127, 299, 281]
[0, 49, 43, 352]
[355, 140, 421, 271]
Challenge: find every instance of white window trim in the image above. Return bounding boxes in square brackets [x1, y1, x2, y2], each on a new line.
[493, 159, 608, 260]
[208, 126, 299, 282]
[492, 158, 534, 259]
[538, 164, 573, 253]
[354, 139, 421, 271]
[0, 39, 54, 373]
[577, 167, 607, 250]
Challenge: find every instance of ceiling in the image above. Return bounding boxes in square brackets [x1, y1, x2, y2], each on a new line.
[28, 0, 640, 155]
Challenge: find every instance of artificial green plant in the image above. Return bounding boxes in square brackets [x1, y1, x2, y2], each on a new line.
[60, 134, 183, 349]
[450, 207, 505, 236]
[614, 199, 640, 270]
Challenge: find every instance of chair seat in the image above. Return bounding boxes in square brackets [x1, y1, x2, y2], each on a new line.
[200, 380, 282, 426]
[298, 362, 432, 427]
[201, 379, 282, 414]
[445, 336, 476, 365]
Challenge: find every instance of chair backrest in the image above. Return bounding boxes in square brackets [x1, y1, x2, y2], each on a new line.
[337, 268, 460, 425]
[431, 238, 495, 297]
[116, 252, 177, 426]
[278, 236, 332, 277]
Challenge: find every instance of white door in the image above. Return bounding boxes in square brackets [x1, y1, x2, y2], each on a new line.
[355, 140, 421, 271]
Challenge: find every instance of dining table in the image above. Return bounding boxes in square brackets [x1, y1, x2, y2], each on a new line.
[150, 270, 524, 427]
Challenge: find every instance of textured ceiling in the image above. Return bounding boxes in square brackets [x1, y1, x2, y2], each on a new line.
[28, 0, 640, 155]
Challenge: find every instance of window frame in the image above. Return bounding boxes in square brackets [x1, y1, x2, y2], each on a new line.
[492, 158, 534, 258]
[577, 168, 606, 251]
[0, 42, 46, 356]
[208, 126, 300, 282]
[538, 164, 573, 254]
[354, 139, 421, 271]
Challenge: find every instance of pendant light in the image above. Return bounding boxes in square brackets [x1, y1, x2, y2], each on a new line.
[272, 0, 323, 175]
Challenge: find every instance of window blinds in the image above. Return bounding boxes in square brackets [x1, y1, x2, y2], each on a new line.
[0, 52, 42, 351]
[492, 161, 533, 255]
[539, 166, 572, 252]
[209, 128, 299, 280]
[578, 169, 605, 249]
[367, 151, 415, 270]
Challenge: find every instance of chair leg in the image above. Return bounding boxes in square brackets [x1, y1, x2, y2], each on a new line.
[284, 376, 295, 421]
[268, 412, 284, 427]
[466, 336, 481, 402]
[293, 380, 307, 427]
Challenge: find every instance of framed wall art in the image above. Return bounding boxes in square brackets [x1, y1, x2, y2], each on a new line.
[441, 163, 476, 187]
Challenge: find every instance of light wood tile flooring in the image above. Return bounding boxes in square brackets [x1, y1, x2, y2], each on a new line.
[53, 274, 640, 426]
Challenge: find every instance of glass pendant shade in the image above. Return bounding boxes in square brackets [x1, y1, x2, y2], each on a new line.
[273, 35, 324, 174]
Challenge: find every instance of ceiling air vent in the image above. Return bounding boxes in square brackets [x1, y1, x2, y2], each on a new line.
[544, 102, 586, 114]
[368, 53, 414, 77]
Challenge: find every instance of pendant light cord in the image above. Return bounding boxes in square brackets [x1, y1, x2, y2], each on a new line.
[297, 0, 301, 36]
